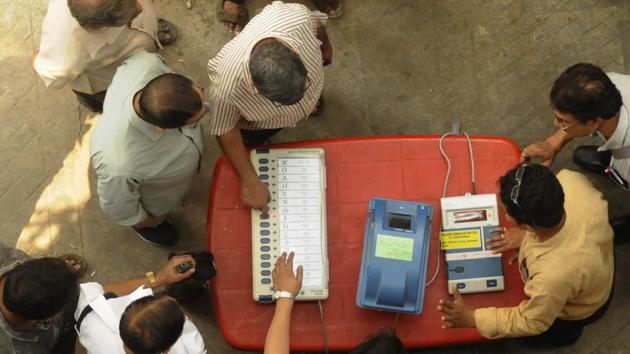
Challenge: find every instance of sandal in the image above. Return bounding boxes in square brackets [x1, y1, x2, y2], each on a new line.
[313, 0, 345, 19]
[157, 18, 177, 46]
[57, 254, 88, 278]
[216, 0, 249, 35]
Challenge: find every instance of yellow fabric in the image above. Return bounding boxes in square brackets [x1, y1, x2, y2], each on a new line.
[474, 170, 614, 339]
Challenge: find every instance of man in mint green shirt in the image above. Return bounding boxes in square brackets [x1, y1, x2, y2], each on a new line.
[90, 51, 208, 246]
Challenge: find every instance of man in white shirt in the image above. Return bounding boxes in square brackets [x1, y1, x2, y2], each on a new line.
[34, 0, 176, 112]
[75, 254, 206, 353]
[521, 63, 630, 243]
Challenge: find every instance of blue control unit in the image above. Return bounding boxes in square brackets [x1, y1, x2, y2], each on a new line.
[356, 198, 433, 314]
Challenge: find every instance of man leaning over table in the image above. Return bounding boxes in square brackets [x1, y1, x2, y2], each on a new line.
[521, 63, 630, 243]
[207, 1, 332, 212]
[438, 164, 614, 346]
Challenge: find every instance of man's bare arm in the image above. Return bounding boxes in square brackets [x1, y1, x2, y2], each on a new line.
[316, 24, 332, 66]
[103, 255, 196, 296]
[217, 127, 270, 211]
[520, 129, 573, 166]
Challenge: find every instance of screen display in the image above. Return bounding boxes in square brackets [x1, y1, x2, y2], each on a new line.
[388, 213, 412, 230]
[450, 209, 488, 223]
[375, 234, 414, 261]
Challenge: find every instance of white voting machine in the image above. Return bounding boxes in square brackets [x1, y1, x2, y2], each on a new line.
[250, 148, 329, 302]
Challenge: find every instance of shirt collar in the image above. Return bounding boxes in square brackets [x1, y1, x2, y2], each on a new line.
[242, 32, 305, 94]
[598, 105, 629, 151]
[76, 25, 127, 59]
[127, 91, 164, 142]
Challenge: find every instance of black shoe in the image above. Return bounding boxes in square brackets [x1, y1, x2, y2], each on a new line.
[133, 220, 178, 246]
[572, 145, 611, 176]
[611, 215, 630, 245]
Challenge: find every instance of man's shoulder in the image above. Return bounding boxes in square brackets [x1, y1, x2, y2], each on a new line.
[556, 169, 595, 192]
[607, 72, 630, 95]
[114, 52, 169, 81]
[0, 244, 30, 276]
[557, 169, 607, 215]
[245, 1, 313, 34]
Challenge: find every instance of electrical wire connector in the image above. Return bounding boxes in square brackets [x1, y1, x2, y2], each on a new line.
[452, 121, 462, 134]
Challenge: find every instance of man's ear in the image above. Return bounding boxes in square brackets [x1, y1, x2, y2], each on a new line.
[590, 117, 605, 130]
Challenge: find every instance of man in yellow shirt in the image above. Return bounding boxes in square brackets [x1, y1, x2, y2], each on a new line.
[438, 164, 614, 346]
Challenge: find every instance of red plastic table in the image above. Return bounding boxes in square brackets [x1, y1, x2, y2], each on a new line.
[207, 136, 526, 351]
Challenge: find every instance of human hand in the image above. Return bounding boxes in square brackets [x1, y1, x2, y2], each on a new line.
[241, 178, 270, 213]
[321, 41, 333, 66]
[486, 227, 525, 253]
[156, 255, 196, 286]
[438, 287, 476, 329]
[519, 141, 558, 166]
[272, 252, 303, 297]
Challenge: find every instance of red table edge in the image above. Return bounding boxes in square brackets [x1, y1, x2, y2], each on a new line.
[206, 135, 522, 350]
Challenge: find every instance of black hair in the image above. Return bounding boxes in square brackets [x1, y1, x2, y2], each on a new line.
[249, 40, 308, 105]
[550, 63, 622, 123]
[499, 164, 565, 228]
[68, 0, 136, 29]
[351, 332, 408, 354]
[119, 295, 185, 354]
[3, 258, 77, 320]
[138, 73, 203, 129]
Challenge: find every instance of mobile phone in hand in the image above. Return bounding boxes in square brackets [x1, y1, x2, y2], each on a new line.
[175, 261, 193, 274]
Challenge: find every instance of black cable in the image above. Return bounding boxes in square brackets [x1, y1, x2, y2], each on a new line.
[318, 300, 329, 354]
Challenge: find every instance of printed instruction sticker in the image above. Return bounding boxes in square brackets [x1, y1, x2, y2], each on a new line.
[440, 229, 481, 250]
[375, 234, 414, 261]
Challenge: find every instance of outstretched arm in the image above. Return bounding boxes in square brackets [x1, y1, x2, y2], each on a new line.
[520, 129, 573, 166]
[103, 255, 196, 296]
[264, 252, 303, 354]
[217, 127, 270, 212]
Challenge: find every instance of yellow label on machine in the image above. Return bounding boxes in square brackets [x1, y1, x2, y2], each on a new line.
[440, 229, 481, 250]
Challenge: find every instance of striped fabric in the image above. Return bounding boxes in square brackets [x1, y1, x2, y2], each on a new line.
[207, 1, 327, 135]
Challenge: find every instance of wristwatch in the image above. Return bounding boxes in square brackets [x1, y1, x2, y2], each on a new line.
[273, 290, 295, 300]
[145, 271, 157, 285]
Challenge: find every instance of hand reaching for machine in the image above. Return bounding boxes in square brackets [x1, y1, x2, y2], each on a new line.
[486, 226, 526, 253]
[520, 141, 558, 166]
[241, 177, 270, 213]
[438, 287, 475, 329]
[272, 252, 303, 297]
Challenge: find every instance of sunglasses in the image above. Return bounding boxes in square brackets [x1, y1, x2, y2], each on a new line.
[510, 164, 527, 206]
[510, 164, 537, 227]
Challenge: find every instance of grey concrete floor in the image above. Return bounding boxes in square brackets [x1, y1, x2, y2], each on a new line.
[2, 0, 630, 353]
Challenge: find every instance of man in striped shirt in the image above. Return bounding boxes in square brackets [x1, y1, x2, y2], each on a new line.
[207, 1, 332, 211]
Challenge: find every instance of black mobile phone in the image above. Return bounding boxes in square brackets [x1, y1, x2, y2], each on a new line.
[175, 261, 193, 273]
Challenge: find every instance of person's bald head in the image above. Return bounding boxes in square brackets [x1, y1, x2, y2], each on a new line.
[67, 0, 141, 29]
[138, 73, 206, 129]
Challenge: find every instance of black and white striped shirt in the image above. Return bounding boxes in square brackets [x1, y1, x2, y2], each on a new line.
[207, 1, 327, 135]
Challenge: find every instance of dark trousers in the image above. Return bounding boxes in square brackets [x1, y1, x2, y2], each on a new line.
[72, 90, 107, 113]
[240, 128, 282, 147]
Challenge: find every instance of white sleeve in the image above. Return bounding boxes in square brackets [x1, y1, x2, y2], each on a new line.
[173, 318, 206, 354]
[74, 282, 105, 320]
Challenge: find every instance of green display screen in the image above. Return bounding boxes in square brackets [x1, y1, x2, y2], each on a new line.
[375, 234, 414, 261]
